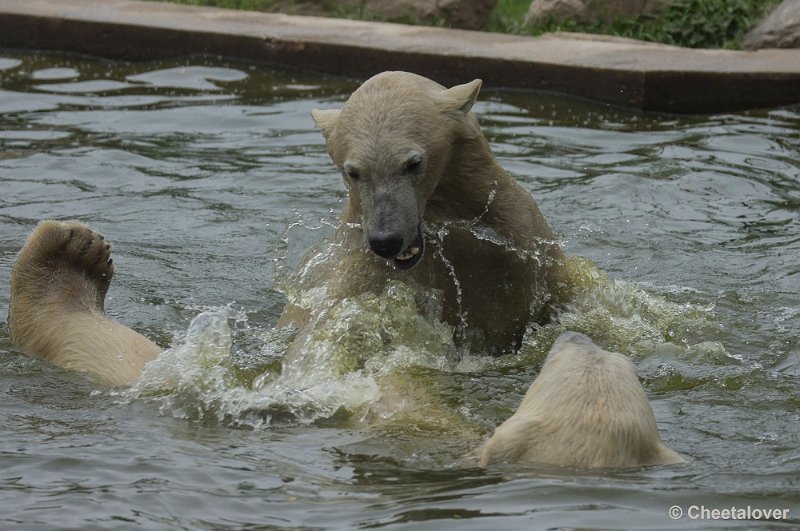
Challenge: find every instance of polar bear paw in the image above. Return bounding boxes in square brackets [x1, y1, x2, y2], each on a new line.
[11, 220, 115, 312]
[58, 222, 114, 286]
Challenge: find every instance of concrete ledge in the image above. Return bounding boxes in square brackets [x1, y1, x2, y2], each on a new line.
[1, 0, 799, 113]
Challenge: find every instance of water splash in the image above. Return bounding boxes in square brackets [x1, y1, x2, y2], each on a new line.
[126, 279, 459, 428]
[427, 224, 468, 346]
[125, 224, 726, 430]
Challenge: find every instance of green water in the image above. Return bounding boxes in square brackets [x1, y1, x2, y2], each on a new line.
[0, 50, 798, 529]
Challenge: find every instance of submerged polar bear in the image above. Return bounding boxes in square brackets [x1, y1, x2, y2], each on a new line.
[7, 71, 682, 468]
[479, 332, 684, 468]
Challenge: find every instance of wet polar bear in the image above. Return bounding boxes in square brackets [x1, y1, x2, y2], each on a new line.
[7, 71, 681, 468]
[8, 220, 161, 386]
[278, 71, 568, 355]
[479, 332, 684, 468]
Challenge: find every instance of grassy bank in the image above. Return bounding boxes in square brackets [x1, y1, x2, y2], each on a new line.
[155, 0, 781, 49]
[489, 0, 783, 49]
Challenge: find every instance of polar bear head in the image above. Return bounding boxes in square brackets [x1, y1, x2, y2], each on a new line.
[311, 71, 482, 270]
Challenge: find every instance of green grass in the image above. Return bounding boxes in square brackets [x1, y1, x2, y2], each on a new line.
[488, 0, 783, 49]
[485, 0, 531, 34]
[155, 0, 782, 49]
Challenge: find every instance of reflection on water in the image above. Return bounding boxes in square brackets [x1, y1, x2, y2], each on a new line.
[0, 50, 798, 529]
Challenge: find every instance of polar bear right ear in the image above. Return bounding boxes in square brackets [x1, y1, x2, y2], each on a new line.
[310, 108, 341, 140]
[435, 79, 482, 114]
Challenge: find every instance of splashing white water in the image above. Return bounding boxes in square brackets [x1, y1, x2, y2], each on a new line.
[127, 280, 460, 428]
[125, 238, 722, 429]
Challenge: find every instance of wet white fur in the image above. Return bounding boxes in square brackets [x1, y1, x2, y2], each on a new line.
[480, 332, 684, 468]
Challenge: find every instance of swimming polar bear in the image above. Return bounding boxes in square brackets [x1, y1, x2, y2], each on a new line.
[278, 71, 567, 355]
[479, 331, 684, 468]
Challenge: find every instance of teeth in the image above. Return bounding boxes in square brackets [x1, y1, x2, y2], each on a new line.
[396, 245, 420, 261]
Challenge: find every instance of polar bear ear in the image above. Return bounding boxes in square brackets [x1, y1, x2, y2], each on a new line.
[436, 79, 482, 114]
[310, 108, 341, 140]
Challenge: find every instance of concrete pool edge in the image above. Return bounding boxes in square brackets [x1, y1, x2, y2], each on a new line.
[1, 0, 799, 113]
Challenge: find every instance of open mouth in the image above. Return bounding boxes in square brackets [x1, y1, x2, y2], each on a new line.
[393, 226, 424, 270]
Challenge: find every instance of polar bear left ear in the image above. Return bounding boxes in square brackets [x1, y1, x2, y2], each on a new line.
[310, 108, 341, 140]
[436, 79, 482, 114]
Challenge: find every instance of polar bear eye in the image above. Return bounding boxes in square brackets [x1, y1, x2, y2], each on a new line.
[403, 154, 423, 174]
[343, 163, 361, 182]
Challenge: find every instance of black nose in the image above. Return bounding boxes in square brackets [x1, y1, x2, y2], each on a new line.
[368, 232, 404, 259]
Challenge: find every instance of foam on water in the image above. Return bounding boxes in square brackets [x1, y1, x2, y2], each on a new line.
[126, 308, 372, 426]
[126, 238, 725, 431]
[127, 272, 462, 428]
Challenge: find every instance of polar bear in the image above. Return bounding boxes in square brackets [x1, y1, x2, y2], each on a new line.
[278, 71, 567, 355]
[8, 220, 160, 386]
[479, 331, 684, 468]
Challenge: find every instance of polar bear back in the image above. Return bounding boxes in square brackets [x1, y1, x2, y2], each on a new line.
[480, 332, 684, 468]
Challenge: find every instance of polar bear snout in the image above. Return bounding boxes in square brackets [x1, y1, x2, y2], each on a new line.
[364, 188, 425, 269]
[368, 231, 405, 258]
[367, 224, 425, 270]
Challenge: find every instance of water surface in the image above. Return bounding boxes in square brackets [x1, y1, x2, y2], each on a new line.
[0, 50, 798, 530]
